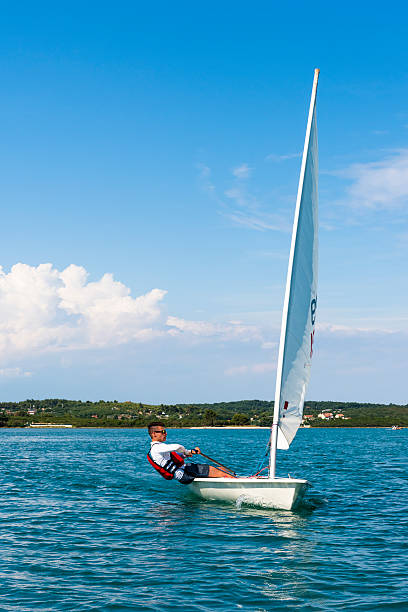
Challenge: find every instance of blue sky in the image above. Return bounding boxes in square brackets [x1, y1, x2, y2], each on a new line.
[0, 1, 407, 404]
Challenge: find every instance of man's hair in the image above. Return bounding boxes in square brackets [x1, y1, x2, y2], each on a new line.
[148, 421, 165, 436]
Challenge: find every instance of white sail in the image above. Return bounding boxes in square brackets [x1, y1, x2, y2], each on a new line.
[273, 70, 319, 453]
[188, 74, 318, 506]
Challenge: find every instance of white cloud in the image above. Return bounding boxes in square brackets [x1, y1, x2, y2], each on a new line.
[225, 362, 276, 376]
[166, 316, 262, 343]
[167, 316, 221, 337]
[225, 210, 291, 232]
[223, 164, 292, 232]
[232, 163, 252, 179]
[337, 149, 408, 209]
[247, 250, 287, 261]
[261, 341, 277, 349]
[0, 367, 32, 378]
[265, 152, 301, 162]
[0, 262, 273, 379]
[223, 175, 290, 232]
[58, 265, 167, 346]
[317, 322, 397, 336]
[196, 163, 216, 194]
[224, 186, 251, 208]
[197, 161, 291, 233]
[0, 263, 167, 361]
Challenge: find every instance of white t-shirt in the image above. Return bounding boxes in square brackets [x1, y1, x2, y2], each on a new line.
[149, 441, 191, 481]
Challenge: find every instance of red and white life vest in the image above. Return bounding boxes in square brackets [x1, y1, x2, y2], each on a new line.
[147, 449, 184, 480]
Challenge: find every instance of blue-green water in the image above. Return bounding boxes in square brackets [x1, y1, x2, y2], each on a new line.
[1, 428, 407, 611]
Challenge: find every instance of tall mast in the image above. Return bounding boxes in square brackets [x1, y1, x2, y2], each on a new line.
[269, 69, 320, 478]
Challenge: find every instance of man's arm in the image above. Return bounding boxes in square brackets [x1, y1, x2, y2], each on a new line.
[153, 443, 201, 457]
[153, 442, 189, 455]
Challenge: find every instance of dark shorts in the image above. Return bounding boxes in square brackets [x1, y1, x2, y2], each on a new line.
[178, 463, 210, 485]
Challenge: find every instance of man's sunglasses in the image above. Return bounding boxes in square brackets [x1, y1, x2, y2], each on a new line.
[153, 429, 166, 434]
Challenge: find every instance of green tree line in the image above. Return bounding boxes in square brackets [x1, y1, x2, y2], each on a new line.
[0, 398, 407, 428]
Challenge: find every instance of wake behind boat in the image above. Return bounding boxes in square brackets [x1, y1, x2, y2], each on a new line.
[189, 70, 320, 510]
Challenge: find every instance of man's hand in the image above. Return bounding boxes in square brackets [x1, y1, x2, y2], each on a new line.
[190, 447, 201, 455]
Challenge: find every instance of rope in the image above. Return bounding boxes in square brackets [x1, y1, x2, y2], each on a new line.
[248, 466, 269, 478]
[195, 450, 237, 476]
[250, 438, 270, 478]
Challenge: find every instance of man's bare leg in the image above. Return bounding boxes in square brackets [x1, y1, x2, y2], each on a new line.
[208, 465, 235, 478]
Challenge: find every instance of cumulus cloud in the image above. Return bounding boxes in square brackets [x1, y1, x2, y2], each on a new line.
[0, 262, 273, 377]
[0, 263, 167, 361]
[58, 265, 166, 346]
[337, 149, 408, 209]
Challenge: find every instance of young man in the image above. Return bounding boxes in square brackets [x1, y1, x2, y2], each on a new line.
[147, 422, 234, 484]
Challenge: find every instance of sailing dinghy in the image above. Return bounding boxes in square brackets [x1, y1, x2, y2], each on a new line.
[189, 69, 320, 510]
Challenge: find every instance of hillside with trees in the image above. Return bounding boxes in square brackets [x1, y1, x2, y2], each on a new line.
[0, 399, 407, 428]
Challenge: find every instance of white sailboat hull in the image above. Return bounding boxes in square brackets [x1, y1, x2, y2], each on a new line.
[188, 477, 309, 510]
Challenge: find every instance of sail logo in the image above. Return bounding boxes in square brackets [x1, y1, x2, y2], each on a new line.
[310, 297, 317, 325]
[310, 329, 315, 357]
[310, 297, 317, 357]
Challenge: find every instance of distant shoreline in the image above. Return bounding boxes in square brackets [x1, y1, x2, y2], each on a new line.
[3, 399, 407, 429]
[13, 425, 404, 430]
[186, 426, 270, 429]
